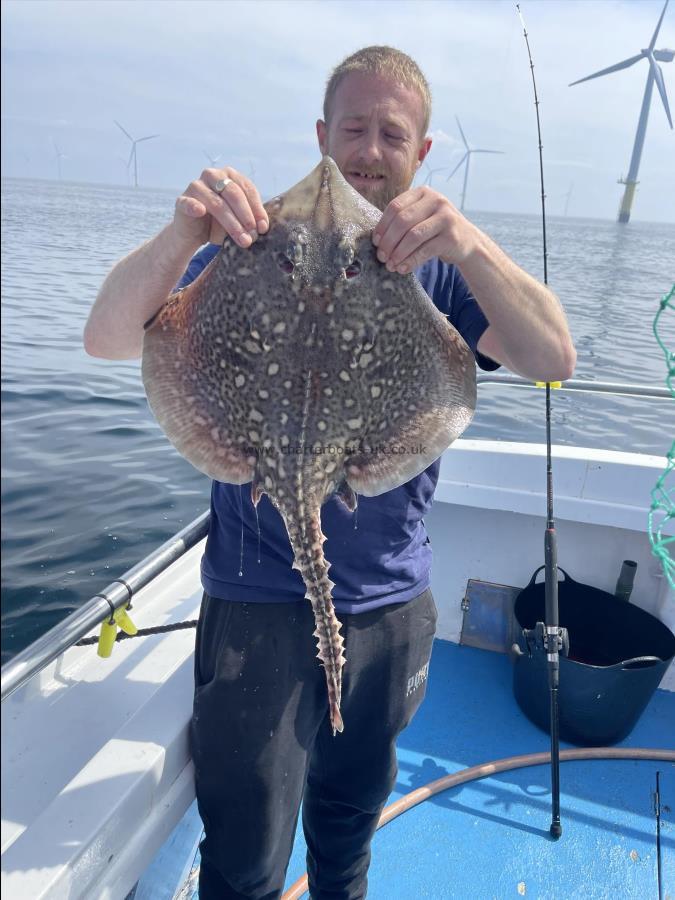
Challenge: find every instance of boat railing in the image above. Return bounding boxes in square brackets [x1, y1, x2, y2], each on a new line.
[1, 511, 210, 702]
[476, 373, 670, 399]
[1, 376, 668, 703]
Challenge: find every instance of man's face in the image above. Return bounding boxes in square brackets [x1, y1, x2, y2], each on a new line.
[316, 72, 431, 211]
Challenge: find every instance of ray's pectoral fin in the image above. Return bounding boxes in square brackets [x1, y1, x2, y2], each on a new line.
[344, 405, 473, 497]
[344, 338, 477, 497]
[142, 294, 256, 486]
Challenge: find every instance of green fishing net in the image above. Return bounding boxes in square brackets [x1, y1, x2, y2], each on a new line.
[649, 284, 674, 589]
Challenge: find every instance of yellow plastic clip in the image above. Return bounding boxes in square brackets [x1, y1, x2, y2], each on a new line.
[97, 604, 138, 658]
[535, 381, 562, 389]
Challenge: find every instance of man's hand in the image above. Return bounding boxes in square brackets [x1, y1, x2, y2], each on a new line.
[173, 167, 270, 251]
[372, 186, 478, 274]
[85, 167, 270, 360]
[372, 184, 575, 382]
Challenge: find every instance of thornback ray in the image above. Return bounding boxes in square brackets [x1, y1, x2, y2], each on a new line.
[142, 156, 477, 734]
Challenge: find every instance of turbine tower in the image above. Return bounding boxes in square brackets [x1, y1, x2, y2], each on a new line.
[117, 155, 132, 186]
[446, 117, 503, 211]
[114, 121, 159, 188]
[52, 139, 66, 181]
[570, 0, 673, 224]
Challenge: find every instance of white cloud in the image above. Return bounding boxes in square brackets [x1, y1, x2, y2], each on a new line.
[428, 128, 462, 148]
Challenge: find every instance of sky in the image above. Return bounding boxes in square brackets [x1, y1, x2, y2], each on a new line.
[1, 0, 674, 222]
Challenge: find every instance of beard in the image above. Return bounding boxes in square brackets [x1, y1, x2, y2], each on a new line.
[355, 175, 410, 212]
[330, 154, 418, 212]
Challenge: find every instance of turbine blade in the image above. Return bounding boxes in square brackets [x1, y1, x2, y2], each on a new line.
[127, 146, 135, 169]
[569, 53, 644, 86]
[114, 120, 134, 142]
[472, 149, 505, 155]
[136, 134, 159, 143]
[425, 166, 451, 185]
[446, 154, 468, 181]
[651, 57, 673, 128]
[649, 0, 670, 52]
[455, 116, 469, 150]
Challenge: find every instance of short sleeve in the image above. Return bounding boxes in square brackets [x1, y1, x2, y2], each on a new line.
[447, 266, 500, 372]
[415, 259, 500, 372]
[174, 243, 221, 291]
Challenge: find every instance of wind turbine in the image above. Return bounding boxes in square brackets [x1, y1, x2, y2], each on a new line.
[117, 155, 132, 186]
[114, 120, 159, 188]
[563, 182, 574, 217]
[421, 160, 451, 187]
[445, 117, 503, 211]
[52, 139, 66, 180]
[570, 0, 673, 224]
[203, 150, 222, 165]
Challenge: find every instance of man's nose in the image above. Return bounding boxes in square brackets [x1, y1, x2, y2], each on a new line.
[359, 131, 383, 163]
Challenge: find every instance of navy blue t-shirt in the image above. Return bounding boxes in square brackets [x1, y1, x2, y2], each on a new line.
[175, 243, 499, 613]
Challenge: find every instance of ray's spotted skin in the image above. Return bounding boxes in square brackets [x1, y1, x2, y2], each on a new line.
[142, 157, 476, 734]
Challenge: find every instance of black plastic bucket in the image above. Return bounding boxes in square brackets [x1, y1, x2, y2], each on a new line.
[512, 567, 675, 745]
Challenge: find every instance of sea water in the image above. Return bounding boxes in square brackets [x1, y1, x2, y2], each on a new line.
[2, 177, 673, 663]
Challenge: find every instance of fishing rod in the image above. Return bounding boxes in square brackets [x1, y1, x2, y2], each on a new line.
[516, 3, 568, 841]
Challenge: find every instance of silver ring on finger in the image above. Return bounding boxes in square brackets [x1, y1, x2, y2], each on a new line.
[214, 177, 233, 195]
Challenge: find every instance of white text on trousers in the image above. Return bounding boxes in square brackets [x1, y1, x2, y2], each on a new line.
[406, 662, 430, 697]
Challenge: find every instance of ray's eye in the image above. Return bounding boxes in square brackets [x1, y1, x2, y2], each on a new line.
[286, 234, 306, 264]
[276, 253, 295, 274]
[344, 260, 362, 279]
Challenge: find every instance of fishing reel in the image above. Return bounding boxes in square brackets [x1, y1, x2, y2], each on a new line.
[518, 621, 570, 659]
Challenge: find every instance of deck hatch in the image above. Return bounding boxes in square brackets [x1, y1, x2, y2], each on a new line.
[459, 579, 521, 654]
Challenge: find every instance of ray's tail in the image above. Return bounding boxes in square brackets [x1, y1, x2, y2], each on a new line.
[282, 504, 346, 734]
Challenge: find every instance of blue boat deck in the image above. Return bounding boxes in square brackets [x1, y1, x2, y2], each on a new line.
[284, 640, 674, 898]
[142, 639, 675, 899]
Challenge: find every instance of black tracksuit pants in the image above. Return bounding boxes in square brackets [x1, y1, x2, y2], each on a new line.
[190, 587, 437, 900]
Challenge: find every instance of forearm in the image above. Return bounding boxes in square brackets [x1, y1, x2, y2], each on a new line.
[84, 224, 200, 360]
[457, 229, 576, 381]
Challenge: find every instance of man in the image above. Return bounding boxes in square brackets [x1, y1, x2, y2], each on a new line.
[86, 46, 575, 900]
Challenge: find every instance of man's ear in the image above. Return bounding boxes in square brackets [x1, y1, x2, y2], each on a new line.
[417, 137, 432, 167]
[316, 120, 327, 155]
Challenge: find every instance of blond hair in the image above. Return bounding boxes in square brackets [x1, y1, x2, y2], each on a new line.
[323, 46, 432, 136]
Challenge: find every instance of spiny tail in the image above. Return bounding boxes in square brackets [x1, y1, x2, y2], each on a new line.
[283, 505, 346, 735]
